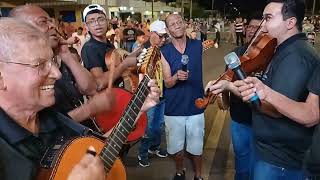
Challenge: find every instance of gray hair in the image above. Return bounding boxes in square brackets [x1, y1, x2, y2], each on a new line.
[0, 17, 48, 61]
[9, 4, 36, 22]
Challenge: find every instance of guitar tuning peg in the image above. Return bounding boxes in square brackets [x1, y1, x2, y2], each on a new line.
[142, 48, 148, 53]
[137, 63, 141, 67]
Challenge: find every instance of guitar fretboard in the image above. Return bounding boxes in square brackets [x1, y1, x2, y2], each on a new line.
[99, 76, 151, 171]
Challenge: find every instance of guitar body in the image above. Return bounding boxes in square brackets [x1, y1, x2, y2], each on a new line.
[95, 88, 147, 142]
[38, 47, 161, 180]
[37, 136, 126, 180]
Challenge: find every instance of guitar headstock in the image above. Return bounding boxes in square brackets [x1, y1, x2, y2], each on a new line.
[137, 46, 161, 79]
[202, 40, 215, 51]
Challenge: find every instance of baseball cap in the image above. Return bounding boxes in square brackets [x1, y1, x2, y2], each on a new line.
[150, 20, 167, 34]
[83, 4, 107, 22]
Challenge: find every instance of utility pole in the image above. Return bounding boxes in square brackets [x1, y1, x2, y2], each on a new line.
[312, 0, 316, 15]
[181, 0, 184, 18]
[152, 0, 154, 19]
[211, 0, 214, 16]
[190, 0, 192, 19]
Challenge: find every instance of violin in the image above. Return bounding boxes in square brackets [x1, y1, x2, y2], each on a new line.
[195, 20, 277, 109]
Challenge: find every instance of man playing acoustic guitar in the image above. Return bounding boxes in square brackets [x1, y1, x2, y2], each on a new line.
[0, 18, 160, 180]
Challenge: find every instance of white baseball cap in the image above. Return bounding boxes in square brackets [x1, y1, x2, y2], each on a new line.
[83, 4, 107, 21]
[150, 20, 167, 34]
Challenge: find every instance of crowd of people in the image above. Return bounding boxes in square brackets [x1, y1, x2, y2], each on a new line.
[1, 0, 320, 180]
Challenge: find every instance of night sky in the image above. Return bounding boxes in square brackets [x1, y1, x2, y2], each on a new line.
[198, 0, 268, 15]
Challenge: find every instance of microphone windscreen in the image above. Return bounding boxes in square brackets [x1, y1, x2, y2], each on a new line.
[224, 52, 241, 69]
[181, 55, 189, 65]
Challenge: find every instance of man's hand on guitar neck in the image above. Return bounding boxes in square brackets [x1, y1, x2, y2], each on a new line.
[121, 47, 143, 69]
[141, 79, 161, 112]
[67, 146, 105, 180]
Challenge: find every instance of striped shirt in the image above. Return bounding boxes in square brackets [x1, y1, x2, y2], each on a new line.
[235, 22, 244, 33]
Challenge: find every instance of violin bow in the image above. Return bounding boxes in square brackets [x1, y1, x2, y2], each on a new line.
[244, 18, 266, 56]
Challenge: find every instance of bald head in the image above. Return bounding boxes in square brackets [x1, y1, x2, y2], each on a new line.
[165, 14, 182, 27]
[165, 14, 186, 39]
[9, 5, 59, 48]
[0, 17, 49, 62]
[10, 5, 43, 23]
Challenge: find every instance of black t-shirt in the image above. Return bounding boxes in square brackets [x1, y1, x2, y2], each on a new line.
[304, 66, 320, 175]
[253, 33, 320, 169]
[0, 108, 89, 180]
[123, 28, 136, 42]
[308, 65, 320, 95]
[81, 37, 124, 88]
[229, 46, 252, 125]
[54, 62, 84, 114]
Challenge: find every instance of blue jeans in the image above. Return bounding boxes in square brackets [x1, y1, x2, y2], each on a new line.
[138, 100, 165, 159]
[253, 159, 307, 180]
[231, 120, 254, 180]
[124, 41, 135, 52]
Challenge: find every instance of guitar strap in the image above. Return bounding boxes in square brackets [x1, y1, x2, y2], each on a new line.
[54, 111, 92, 136]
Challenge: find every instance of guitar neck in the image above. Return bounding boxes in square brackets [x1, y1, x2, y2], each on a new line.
[99, 76, 151, 172]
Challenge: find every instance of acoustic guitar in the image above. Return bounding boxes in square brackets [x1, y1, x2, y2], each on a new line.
[36, 46, 162, 180]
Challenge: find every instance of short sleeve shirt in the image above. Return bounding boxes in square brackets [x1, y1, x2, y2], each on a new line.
[253, 33, 320, 169]
[81, 37, 124, 88]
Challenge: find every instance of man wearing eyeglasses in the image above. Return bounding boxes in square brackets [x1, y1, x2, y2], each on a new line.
[81, 4, 140, 91]
[205, 13, 263, 180]
[0, 18, 160, 180]
[137, 20, 168, 168]
[9, 5, 114, 125]
[0, 17, 98, 180]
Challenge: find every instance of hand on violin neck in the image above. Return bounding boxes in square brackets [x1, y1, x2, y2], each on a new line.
[205, 80, 231, 95]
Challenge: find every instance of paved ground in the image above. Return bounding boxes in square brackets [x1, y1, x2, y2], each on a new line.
[124, 39, 320, 180]
[124, 42, 237, 180]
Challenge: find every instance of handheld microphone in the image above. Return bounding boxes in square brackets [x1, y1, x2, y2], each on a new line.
[181, 55, 189, 72]
[224, 52, 261, 108]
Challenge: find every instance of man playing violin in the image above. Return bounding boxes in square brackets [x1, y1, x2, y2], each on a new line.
[212, 0, 320, 179]
[0, 17, 160, 180]
[205, 13, 263, 180]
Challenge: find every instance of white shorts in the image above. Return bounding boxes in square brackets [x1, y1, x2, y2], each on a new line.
[164, 113, 205, 155]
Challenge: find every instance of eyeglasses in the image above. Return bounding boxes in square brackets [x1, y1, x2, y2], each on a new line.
[247, 25, 260, 30]
[86, 17, 107, 27]
[0, 57, 58, 77]
[155, 32, 167, 39]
